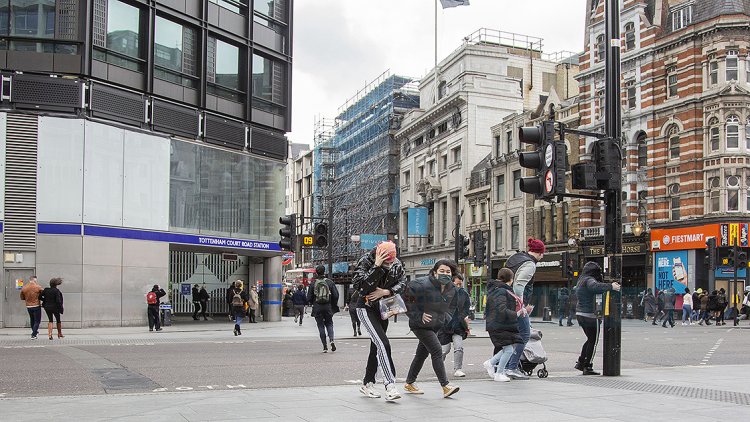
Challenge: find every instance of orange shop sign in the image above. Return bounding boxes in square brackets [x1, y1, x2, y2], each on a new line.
[650, 225, 721, 251]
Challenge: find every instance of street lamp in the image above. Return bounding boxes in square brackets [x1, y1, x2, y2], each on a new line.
[632, 219, 644, 237]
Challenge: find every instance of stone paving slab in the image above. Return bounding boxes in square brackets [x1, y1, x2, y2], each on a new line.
[1, 365, 749, 421]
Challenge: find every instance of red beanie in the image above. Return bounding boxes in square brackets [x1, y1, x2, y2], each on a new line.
[528, 238, 545, 254]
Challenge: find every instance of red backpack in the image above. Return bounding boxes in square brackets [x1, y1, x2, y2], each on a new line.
[146, 291, 158, 305]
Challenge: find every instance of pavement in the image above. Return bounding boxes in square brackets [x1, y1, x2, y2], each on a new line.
[1, 315, 748, 421]
[0, 364, 748, 421]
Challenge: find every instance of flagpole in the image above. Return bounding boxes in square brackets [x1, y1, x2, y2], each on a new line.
[434, 0, 439, 105]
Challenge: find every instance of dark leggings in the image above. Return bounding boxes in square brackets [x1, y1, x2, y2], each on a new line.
[577, 315, 600, 367]
[406, 328, 449, 386]
[350, 312, 361, 333]
[315, 311, 335, 346]
[45, 309, 61, 324]
[357, 306, 396, 386]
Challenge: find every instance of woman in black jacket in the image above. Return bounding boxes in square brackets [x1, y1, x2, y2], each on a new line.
[439, 273, 471, 377]
[403, 259, 460, 398]
[482, 268, 523, 382]
[40, 278, 64, 340]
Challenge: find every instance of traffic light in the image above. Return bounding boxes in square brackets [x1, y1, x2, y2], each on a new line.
[726, 247, 736, 268]
[738, 250, 748, 268]
[704, 237, 716, 270]
[313, 222, 328, 247]
[593, 138, 621, 190]
[456, 234, 470, 260]
[473, 230, 486, 265]
[279, 214, 297, 251]
[518, 120, 566, 199]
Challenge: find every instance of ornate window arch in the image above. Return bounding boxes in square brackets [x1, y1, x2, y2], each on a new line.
[666, 124, 680, 160]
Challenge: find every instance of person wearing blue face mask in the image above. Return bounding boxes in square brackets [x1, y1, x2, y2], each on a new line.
[403, 259, 460, 398]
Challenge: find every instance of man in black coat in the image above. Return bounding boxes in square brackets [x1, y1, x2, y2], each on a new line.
[307, 265, 339, 353]
[558, 288, 569, 326]
[198, 285, 209, 321]
[147, 285, 167, 332]
[191, 284, 201, 320]
[575, 262, 620, 375]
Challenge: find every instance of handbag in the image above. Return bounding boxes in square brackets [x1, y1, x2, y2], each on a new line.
[379, 294, 407, 320]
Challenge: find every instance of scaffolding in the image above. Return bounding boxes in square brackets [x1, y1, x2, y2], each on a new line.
[312, 71, 420, 271]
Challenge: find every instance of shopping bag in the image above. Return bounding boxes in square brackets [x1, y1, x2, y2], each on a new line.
[379, 294, 407, 320]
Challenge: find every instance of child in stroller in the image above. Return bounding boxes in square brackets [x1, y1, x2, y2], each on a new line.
[518, 328, 548, 378]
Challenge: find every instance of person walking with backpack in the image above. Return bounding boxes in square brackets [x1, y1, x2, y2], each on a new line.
[716, 288, 728, 326]
[307, 265, 340, 352]
[501, 238, 545, 379]
[403, 259, 460, 398]
[230, 280, 249, 336]
[40, 278, 65, 340]
[352, 241, 406, 402]
[292, 284, 307, 325]
[440, 273, 471, 378]
[574, 261, 620, 375]
[146, 284, 166, 332]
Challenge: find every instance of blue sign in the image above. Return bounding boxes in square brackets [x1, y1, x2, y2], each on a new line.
[38, 223, 281, 252]
[360, 234, 387, 250]
[181, 283, 191, 296]
[654, 251, 688, 294]
[420, 258, 436, 266]
[332, 262, 350, 274]
[407, 207, 429, 237]
[714, 266, 747, 279]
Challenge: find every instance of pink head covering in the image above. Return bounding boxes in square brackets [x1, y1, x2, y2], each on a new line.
[376, 241, 397, 263]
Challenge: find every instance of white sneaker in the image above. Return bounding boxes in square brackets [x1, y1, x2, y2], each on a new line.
[453, 369, 466, 377]
[494, 372, 510, 382]
[359, 382, 381, 398]
[384, 384, 401, 401]
[506, 369, 530, 380]
[482, 360, 495, 378]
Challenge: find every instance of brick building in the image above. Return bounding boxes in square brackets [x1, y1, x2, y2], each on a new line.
[576, 0, 750, 306]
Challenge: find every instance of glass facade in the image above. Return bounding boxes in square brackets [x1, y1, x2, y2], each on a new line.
[155, 16, 198, 87]
[208, 37, 242, 101]
[93, 0, 144, 70]
[169, 140, 284, 240]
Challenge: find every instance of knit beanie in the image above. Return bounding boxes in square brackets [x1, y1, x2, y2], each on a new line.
[528, 238, 546, 254]
[376, 241, 397, 263]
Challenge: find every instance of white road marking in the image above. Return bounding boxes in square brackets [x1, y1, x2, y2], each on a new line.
[700, 338, 723, 365]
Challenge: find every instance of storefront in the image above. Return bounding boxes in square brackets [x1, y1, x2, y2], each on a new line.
[650, 223, 749, 303]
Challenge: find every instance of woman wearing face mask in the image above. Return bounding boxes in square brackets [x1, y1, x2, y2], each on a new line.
[403, 259, 461, 398]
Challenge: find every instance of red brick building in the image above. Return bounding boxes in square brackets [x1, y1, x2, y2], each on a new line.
[576, 0, 750, 301]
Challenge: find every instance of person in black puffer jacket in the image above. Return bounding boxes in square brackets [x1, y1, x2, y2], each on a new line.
[403, 259, 460, 398]
[352, 241, 406, 401]
[440, 273, 472, 378]
[482, 268, 523, 382]
[575, 261, 620, 375]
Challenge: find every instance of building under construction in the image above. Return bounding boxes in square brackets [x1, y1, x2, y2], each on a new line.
[312, 71, 419, 281]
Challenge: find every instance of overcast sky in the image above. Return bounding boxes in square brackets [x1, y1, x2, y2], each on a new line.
[289, 0, 587, 147]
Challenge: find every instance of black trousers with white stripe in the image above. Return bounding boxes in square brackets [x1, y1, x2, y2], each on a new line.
[357, 306, 396, 386]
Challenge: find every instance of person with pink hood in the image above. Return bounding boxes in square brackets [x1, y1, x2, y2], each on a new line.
[352, 240, 406, 402]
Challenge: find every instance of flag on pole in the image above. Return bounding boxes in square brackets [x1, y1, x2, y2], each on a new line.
[440, 0, 470, 8]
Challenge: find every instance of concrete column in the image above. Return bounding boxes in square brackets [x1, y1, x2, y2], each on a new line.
[262, 256, 283, 322]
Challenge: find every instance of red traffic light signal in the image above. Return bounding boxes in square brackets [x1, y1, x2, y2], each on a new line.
[518, 121, 566, 199]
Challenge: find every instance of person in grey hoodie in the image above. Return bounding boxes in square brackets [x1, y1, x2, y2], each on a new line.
[575, 261, 620, 375]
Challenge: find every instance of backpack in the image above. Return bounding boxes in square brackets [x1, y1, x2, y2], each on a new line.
[146, 291, 157, 305]
[231, 290, 244, 307]
[314, 279, 331, 305]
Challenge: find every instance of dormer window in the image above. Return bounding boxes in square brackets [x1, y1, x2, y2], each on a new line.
[671, 4, 693, 31]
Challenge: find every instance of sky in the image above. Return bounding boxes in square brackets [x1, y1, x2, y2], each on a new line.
[289, 0, 588, 147]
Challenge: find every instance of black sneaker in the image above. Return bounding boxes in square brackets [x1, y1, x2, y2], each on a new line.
[331, 342, 336, 352]
[156, 328, 163, 332]
[574, 361, 584, 371]
[582, 367, 600, 376]
[323, 347, 328, 353]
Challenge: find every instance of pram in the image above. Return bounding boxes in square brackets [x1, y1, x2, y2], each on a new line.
[519, 328, 548, 378]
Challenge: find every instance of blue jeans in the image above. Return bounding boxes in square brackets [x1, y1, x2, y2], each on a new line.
[682, 305, 692, 322]
[490, 344, 517, 374]
[505, 314, 530, 370]
[27, 306, 42, 337]
[234, 314, 243, 325]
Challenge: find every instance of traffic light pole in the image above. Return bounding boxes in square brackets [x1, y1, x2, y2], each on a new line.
[602, 0, 623, 377]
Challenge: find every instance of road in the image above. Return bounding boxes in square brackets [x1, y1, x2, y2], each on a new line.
[0, 316, 746, 399]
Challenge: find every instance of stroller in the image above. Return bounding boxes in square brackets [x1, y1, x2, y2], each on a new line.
[519, 328, 549, 378]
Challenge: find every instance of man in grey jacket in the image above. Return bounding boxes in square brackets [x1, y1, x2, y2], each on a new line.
[501, 238, 545, 379]
[662, 287, 676, 328]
